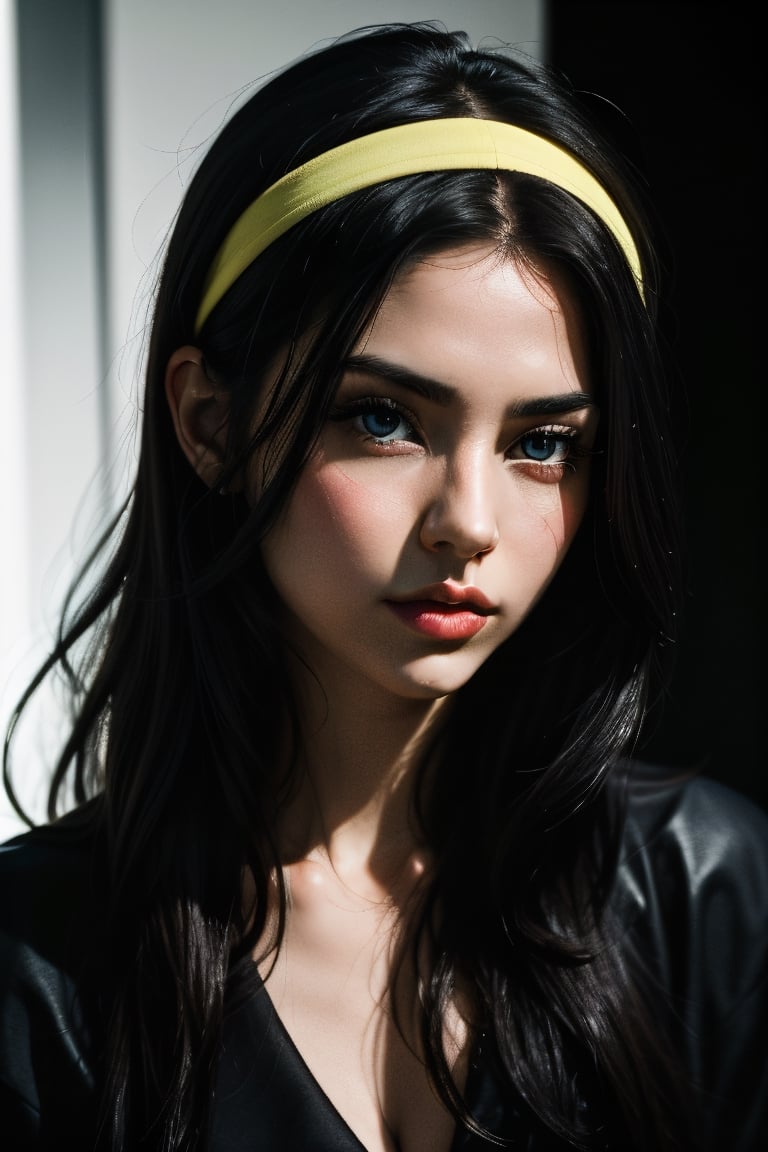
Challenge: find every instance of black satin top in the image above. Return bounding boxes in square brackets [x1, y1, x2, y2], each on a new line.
[1, 766, 767, 1151]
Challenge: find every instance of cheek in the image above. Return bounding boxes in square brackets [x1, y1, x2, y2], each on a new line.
[504, 471, 590, 565]
[318, 460, 415, 529]
[263, 459, 414, 578]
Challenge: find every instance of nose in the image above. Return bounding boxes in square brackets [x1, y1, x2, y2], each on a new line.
[419, 448, 500, 559]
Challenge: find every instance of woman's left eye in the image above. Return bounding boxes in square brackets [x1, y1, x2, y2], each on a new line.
[512, 427, 576, 465]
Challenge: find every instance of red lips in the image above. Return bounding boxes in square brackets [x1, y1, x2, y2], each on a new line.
[386, 581, 497, 614]
[384, 582, 497, 640]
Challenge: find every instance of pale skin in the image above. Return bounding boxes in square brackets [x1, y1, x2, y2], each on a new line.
[166, 245, 597, 1152]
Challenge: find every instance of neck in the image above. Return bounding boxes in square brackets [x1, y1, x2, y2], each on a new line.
[277, 665, 450, 897]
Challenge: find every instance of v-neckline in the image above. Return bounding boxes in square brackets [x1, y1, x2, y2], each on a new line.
[215, 969, 491, 1151]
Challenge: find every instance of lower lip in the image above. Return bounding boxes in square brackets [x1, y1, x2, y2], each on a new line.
[386, 600, 489, 640]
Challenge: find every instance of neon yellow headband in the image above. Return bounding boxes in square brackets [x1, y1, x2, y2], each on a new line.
[195, 117, 643, 333]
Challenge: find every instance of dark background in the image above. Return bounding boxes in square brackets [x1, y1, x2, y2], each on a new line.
[546, 2, 763, 810]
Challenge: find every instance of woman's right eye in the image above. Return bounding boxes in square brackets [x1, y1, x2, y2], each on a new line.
[330, 397, 420, 447]
[356, 404, 415, 442]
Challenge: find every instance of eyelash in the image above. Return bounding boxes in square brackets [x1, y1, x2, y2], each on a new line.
[329, 396, 589, 473]
[329, 396, 419, 447]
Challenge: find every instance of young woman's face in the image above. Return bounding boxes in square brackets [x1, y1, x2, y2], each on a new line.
[260, 245, 597, 703]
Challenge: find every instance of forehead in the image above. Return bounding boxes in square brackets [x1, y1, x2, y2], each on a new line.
[357, 244, 591, 400]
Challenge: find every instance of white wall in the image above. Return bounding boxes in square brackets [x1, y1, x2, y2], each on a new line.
[1, 0, 544, 839]
[1, 0, 106, 839]
[0, 0, 29, 834]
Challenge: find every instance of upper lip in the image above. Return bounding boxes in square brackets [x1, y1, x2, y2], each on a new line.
[386, 582, 498, 614]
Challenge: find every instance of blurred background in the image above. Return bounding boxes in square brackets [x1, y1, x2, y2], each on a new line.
[0, 1, 761, 838]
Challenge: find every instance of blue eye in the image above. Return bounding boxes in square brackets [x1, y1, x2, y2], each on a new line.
[328, 395, 420, 448]
[352, 401, 417, 444]
[518, 429, 572, 463]
[360, 407, 408, 440]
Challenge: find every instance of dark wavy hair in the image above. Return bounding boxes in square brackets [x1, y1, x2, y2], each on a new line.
[4, 21, 688, 1151]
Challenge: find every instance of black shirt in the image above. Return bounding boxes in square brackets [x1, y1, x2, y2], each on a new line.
[1, 768, 767, 1151]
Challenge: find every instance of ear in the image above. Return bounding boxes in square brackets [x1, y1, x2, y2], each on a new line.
[165, 345, 231, 489]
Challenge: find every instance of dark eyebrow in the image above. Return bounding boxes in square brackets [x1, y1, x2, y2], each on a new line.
[343, 353, 595, 417]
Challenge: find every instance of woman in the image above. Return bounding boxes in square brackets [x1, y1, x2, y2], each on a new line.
[1, 21, 766, 1152]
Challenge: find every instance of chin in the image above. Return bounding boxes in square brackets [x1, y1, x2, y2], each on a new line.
[387, 652, 492, 701]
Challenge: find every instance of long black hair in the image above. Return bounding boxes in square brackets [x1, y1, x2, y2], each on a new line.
[4, 22, 687, 1151]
